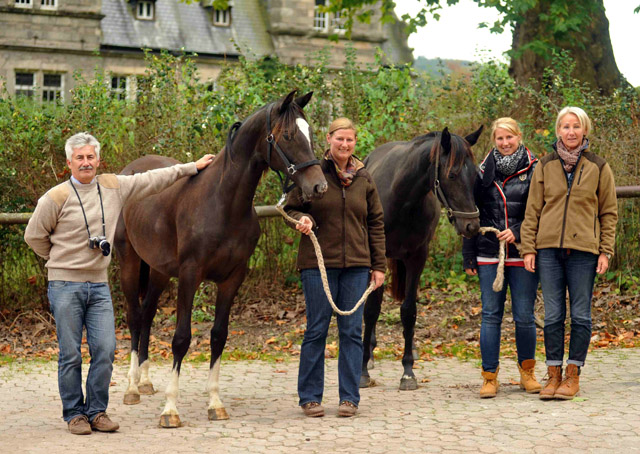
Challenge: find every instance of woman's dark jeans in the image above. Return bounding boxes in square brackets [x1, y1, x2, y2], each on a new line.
[477, 264, 539, 373]
[298, 267, 369, 407]
[537, 248, 598, 367]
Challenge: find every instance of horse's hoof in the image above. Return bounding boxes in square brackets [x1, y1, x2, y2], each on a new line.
[359, 375, 376, 388]
[138, 383, 156, 395]
[123, 393, 141, 405]
[367, 358, 375, 370]
[399, 377, 418, 391]
[208, 408, 229, 421]
[159, 414, 182, 428]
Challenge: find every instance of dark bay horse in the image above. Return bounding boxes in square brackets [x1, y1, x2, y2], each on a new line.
[114, 91, 327, 427]
[360, 127, 482, 390]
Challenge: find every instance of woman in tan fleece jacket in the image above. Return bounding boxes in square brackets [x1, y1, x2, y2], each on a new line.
[521, 107, 618, 400]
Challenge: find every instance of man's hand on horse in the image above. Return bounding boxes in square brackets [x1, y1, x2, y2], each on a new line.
[296, 216, 314, 235]
[195, 154, 216, 171]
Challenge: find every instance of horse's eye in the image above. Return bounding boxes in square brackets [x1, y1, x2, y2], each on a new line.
[283, 132, 293, 141]
[448, 172, 456, 179]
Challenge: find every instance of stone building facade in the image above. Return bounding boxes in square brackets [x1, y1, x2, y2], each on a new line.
[0, 0, 412, 101]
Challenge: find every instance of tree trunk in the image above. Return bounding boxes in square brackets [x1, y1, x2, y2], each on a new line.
[509, 0, 632, 96]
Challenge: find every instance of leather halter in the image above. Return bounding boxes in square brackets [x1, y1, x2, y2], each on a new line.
[265, 105, 320, 194]
[433, 144, 480, 224]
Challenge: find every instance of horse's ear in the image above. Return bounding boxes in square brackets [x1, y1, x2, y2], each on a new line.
[440, 127, 451, 154]
[295, 91, 313, 109]
[465, 125, 484, 146]
[279, 90, 298, 114]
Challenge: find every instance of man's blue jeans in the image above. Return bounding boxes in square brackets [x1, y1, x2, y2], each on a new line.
[536, 248, 597, 367]
[48, 281, 116, 422]
[478, 264, 539, 372]
[298, 267, 369, 407]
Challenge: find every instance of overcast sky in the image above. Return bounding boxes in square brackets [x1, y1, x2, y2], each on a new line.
[394, 0, 640, 86]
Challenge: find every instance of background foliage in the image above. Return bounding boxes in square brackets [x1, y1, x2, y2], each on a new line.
[1, 48, 639, 313]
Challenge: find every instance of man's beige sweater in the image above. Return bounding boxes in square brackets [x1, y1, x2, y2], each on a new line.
[24, 163, 197, 283]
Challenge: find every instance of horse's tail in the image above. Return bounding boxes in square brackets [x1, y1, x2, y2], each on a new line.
[138, 260, 150, 302]
[388, 258, 406, 302]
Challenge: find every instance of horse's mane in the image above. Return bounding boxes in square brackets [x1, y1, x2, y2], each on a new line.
[221, 98, 305, 171]
[428, 131, 475, 175]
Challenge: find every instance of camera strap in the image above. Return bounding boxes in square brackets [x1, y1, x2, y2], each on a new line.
[69, 179, 106, 240]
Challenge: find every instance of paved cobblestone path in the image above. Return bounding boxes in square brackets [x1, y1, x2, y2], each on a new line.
[2, 348, 639, 453]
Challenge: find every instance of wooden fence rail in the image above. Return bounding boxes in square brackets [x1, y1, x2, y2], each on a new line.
[1, 186, 639, 225]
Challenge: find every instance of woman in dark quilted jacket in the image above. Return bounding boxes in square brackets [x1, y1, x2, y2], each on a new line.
[462, 117, 540, 398]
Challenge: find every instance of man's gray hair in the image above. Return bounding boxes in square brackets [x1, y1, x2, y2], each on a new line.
[65, 132, 101, 161]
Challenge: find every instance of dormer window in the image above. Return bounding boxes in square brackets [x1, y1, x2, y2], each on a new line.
[213, 7, 231, 27]
[15, 0, 32, 9]
[137, 1, 154, 20]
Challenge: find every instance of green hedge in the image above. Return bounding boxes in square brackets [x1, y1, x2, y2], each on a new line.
[1, 48, 638, 311]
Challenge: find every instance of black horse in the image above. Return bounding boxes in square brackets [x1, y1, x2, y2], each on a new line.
[360, 127, 482, 390]
[114, 91, 327, 427]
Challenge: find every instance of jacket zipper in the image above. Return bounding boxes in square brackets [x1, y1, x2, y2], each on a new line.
[576, 164, 584, 185]
[342, 186, 346, 268]
[559, 168, 574, 249]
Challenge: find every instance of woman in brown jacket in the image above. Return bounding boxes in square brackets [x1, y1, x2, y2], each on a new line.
[521, 106, 618, 400]
[284, 117, 385, 418]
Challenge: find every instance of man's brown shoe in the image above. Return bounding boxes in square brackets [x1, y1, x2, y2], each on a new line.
[91, 412, 119, 432]
[555, 364, 580, 400]
[68, 415, 92, 435]
[539, 365, 563, 400]
[337, 400, 358, 417]
[301, 401, 325, 417]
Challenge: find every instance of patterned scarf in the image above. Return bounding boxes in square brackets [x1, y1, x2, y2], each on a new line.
[326, 151, 358, 187]
[556, 138, 589, 173]
[492, 144, 526, 177]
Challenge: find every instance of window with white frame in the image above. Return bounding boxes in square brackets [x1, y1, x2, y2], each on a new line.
[15, 0, 32, 8]
[40, 0, 57, 10]
[42, 74, 63, 102]
[331, 9, 345, 32]
[137, 1, 154, 20]
[15, 72, 36, 98]
[213, 7, 231, 26]
[111, 75, 128, 100]
[313, 0, 328, 32]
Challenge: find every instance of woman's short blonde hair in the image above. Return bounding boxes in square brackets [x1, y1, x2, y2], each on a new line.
[490, 117, 522, 144]
[555, 106, 592, 138]
[328, 117, 357, 137]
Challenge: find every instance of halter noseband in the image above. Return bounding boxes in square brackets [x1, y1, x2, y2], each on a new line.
[433, 143, 479, 224]
[265, 105, 320, 194]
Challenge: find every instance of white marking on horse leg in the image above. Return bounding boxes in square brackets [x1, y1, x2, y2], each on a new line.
[139, 360, 152, 387]
[206, 358, 224, 410]
[296, 117, 311, 148]
[125, 351, 141, 395]
[161, 368, 180, 416]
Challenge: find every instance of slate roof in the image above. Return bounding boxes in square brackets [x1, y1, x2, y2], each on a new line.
[100, 0, 245, 56]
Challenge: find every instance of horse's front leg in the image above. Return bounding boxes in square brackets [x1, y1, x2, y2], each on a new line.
[399, 256, 426, 391]
[207, 267, 246, 421]
[159, 262, 200, 428]
[137, 270, 169, 395]
[360, 287, 383, 388]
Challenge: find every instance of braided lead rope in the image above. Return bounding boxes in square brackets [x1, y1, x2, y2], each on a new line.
[276, 196, 376, 316]
[478, 227, 507, 292]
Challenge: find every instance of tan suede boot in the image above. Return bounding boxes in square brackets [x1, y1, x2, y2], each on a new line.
[518, 359, 542, 393]
[555, 364, 580, 400]
[539, 365, 563, 400]
[480, 367, 499, 398]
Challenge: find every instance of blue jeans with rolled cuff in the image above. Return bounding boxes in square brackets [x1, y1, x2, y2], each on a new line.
[48, 281, 116, 423]
[536, 248, 598, 367]
[298, 267, 369, 407]
[477, 264, 539, 373]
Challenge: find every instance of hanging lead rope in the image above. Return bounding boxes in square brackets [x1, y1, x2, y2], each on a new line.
[276, 195, 376, 316]
[478, 226, 508, 292]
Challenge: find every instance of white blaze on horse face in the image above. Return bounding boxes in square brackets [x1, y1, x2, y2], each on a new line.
[296, 117, 312, 150]
[206, 358, 224, 410]
[161, 368, 180, 416]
